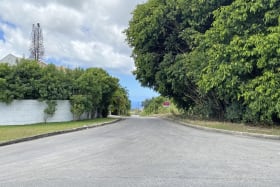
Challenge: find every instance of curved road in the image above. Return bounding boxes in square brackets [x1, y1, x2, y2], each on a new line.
[1, 117, 280, 186]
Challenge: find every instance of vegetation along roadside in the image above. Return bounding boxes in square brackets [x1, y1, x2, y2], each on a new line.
[167, 114, 280, 137]
[126, 0, 280, 125]
[142, 96, 280, 137]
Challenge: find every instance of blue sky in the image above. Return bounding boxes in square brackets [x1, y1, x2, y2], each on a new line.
[110, 72, 158, 109]
[0, 0, 158, 108]
[0, 29, 4, 42]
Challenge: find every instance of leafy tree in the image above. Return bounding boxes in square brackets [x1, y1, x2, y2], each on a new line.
[110, 87, 131, 115]
[125, 0, 233, 112]
[67, 67, 85, 96]
[74, 68, 102, 118]
[126, 0, 280, 124]
[96, 69, 119, 117]
[43, 100, 57, 123]
[0, 63, 13, 103]
[38, 64, 71, 100]
[10, 59, 42, 99]
[72, 68, 119, 118]
[199, 0, 280, 123]
[70, 95, 91, 120]
[241, 71, 280, 124]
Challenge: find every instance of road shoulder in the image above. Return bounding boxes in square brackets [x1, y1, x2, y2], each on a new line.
[163, 117, 280, 141]
[0, 118, 123, 147]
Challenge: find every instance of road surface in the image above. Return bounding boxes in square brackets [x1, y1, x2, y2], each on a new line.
[1, 117, 280, 186]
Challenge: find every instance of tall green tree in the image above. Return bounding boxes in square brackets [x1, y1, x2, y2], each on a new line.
[199, 0, 280, 123]
[126, 0, 280, 124]
[110, 87, 131, 115]
[125, 0, 233, 110]
[73, 68, 119, 118]
[74, 68, 102, 118]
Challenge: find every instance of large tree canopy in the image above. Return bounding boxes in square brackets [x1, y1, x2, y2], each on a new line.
[199, 0, 280, 123]
[126, 0, 233, 110]
[126, 0, 280, 124]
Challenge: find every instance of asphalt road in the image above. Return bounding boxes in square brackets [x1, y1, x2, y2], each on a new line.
[1, 117, 280, 187]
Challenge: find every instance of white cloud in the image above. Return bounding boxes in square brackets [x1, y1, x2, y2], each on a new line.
[0, 22, 29, 57]
[0, 0, 145, 74]
[68, 40, 133, 73]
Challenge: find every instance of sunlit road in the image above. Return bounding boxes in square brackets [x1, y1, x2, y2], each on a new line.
[1, 117, 280, 186]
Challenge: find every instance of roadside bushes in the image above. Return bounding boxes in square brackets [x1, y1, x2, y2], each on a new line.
[142, 96, 179, 115]
[0, 59, 130, 119]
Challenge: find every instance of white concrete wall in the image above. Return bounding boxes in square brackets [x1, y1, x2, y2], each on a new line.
[0, 100, 74, 125]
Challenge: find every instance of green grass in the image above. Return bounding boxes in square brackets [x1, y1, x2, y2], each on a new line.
[167, 115, 280, 136]
[0, 118, 115, 143]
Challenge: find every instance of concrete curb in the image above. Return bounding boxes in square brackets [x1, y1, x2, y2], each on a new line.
[163, 117, 280, 141]
[0, 118, 123, 147]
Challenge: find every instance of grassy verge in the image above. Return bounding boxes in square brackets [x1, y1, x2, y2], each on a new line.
[167, 115, 280, 136]
[0, 118, 115, 143]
